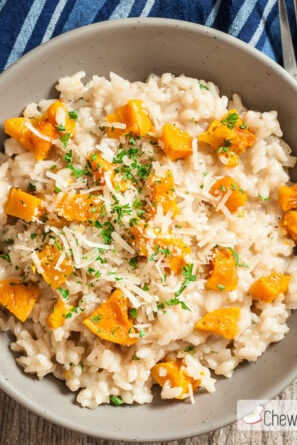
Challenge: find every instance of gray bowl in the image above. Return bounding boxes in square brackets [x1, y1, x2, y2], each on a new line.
[1, 18, 297, 442]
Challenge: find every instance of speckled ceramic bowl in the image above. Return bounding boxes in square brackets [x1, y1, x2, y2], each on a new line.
[1, 18, 297, 442]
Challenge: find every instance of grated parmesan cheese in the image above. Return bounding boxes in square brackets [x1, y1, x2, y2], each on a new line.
[24, 121, 52, 142]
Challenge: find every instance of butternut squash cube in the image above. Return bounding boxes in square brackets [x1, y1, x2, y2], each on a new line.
[54, 193, 103, 224]
[43, 100, 76, 136]
[161, 124, 193, 161]
[206, 246, 238, 291]
[149, 171, 178, 216]
[47, 298, 74, 329]
[4, 188, 44, 222]
[210, 176, 247, 212]
[5, 100, 76, 160]
[281, 210, 297, 242]
[0, 278, 39, 322]
[278, 184, 297, 212]
[34, 244, 74, 289]
[195, 307, 241, 339]
[83, 289, 137, 345]
[89, 152, 128, 191]
[198, 109, 255, 167]
[106, 99, 153, 138]
[131, 223, 191, 275]
[250, 273, 290, 303]
[151, 360, 200, 400]
[4, 117, 56, 160]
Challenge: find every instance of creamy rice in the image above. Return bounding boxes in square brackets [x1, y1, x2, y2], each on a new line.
[0, 71, 296, 408]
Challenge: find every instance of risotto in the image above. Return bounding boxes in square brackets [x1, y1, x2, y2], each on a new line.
[0, 71, 297, 408]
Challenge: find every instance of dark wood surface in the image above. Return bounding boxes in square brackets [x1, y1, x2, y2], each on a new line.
[1, 380, 297, 444]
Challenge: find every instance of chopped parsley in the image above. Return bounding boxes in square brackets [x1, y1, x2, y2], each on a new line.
[30, 233, 38, 240]
[240, 122, 247, 129]
[58, 288, 69, 300]
[4, 239, 14, 245]
[112, 326, 121, 336]
[218, 284, 225, 291]
[184, 345, 195, 355]
[64, 150, 72, 163]
[129, 308, 137, 319]
[165, 298, 191, 311]
[60, 132, 70, 149]
[68, 110, 78, 120]
[110, 395, 124, 406]
[56, 124, 66, 133]
[258, 194, 269, 201]
[199, 83, 209, 90]
[111, 195, 132, 225]
[221, 112, 239, 129]
[139, 330, 146, 337]
[175, 263, 197, 298]
[132, 354, 140, 360]
[129, 256, 138, 270]
[64, 149, 92, 178]
[101, 222, 114, 244]
[227, 247, 249, 268]
[0, 253, 10, 263]
[129, 217, 139, 227]
[91, 315, 102, 323]
[28, 182, 36, 192]
[54, 240, 62, 251]
[149, 245, 171, 261]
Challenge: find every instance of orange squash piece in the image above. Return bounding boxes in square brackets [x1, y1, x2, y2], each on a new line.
[149, 171, 178, 216]
[4, 188, 44, 222]
[83, 289, 137, 345]
[161, 123, 193, 161]
[206, 246, 238, 291]
[34, 244, 74, 289]
[43, 100, 76, 136]
[47, 298, 74, 329]
[131, 223, 191, 275]
[210, 176, 247, 212]
[281, 210, 297, 242]
[198, 109, 255, 167]
[105, 99, 153, 138]
[4, 100, 76, 160]
[278, 184, 297, 212]
[0, 278, 39, 322]
[250, 273, 290, 303]
[4, 117, 56, 160]
[88, 152, 128, 191]
[195, 307, 241, 339]
[54, 192, 103, 224]
[151, 360, 200, 400]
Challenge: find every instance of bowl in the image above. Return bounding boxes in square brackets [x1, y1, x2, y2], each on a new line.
[1, 17, 297, 442]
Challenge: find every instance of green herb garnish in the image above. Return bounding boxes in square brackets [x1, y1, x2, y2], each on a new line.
[110, 395, 124, 406]
[175, 263, 197, 298]
[68, 110, 78, 120]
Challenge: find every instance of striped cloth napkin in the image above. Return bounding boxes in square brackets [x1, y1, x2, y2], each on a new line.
[0, 0, 296, 73]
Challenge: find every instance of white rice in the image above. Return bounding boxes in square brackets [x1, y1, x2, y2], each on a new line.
[0, 71, 296, 409]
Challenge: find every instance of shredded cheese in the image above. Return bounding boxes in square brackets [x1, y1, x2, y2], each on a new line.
[24, 121, 52, 142]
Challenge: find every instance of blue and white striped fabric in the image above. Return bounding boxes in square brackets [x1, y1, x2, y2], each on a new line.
[0, 0, 296, 73]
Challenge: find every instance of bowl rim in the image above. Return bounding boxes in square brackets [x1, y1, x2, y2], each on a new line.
[1, 16, 297, 442]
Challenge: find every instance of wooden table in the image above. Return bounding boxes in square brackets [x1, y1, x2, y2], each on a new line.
[1, 381, 297, 444]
